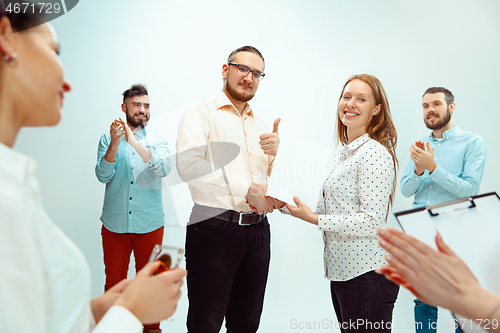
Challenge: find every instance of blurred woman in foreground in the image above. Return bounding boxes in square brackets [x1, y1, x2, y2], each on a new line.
[0, 2, 185, 332]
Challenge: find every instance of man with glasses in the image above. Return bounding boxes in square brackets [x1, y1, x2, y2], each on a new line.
[177, 46, 283, 333]
[400, 87, 486, 333]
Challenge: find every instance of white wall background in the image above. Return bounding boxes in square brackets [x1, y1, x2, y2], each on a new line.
[14, 0, 500, 332]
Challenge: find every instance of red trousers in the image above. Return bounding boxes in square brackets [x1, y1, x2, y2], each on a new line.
[101, 225, 164, 331]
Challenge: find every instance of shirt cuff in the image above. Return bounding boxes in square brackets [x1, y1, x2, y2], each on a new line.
[429, 164, 446, 183]
[93, 305, 142, 333]
[279, 206, 291, 215]
[98, 158, 116, 173]
[317, 215, 340, 232]
[409, 171, 423, 184]
[146, 153, 161, 169]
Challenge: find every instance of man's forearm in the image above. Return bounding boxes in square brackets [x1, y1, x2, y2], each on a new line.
[431, 165, 481, 198]
[104, 143, 119, 163]
[128, 137, 152, 163]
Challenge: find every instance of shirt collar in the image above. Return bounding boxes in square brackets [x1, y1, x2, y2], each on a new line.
[215, 90, 254, 117]
[132, 127, 146, 140]
[431, 125, 460, 141]
[345, 133, 371, 151]
[0, 142, 37, 183]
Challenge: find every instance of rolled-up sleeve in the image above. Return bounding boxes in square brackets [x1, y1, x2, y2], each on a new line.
[95, 134, 116, 183]
[145, 137, 171, 178]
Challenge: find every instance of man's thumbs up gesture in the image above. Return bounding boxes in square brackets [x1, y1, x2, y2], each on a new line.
[259, 118, 281, 156]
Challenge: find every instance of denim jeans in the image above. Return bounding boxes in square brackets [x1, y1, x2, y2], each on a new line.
[330, 271, 400, 332]
[414, 299, 462, 333]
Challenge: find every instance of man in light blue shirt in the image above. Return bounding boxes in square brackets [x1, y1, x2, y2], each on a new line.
[400, 87, 486, 333]
[95, 84, 171, 333]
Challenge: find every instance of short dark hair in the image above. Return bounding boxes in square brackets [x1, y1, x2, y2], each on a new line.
[423, 87, 454, 106]
[227, 46, 264, 64]
[0, 1, 46, 32]
[122, 84, 148, 103]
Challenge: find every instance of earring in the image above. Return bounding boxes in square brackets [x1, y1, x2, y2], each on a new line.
[2, 52, 17, 63]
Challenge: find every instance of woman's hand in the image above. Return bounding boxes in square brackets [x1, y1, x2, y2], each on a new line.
[285, 196, 318, 225]
[91, 278, 133, 324]
[376, 227, 500, 323]
[113, 262, 186, 324]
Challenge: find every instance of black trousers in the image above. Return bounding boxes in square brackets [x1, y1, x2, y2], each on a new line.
[185, 209, 271, 333]
[330, 270, 399, 333]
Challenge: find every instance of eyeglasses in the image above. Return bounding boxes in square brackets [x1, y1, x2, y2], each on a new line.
[228, 62, 265, 81]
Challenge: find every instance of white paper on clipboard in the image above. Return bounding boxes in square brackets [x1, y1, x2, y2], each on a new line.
[395, 192, 500, 333]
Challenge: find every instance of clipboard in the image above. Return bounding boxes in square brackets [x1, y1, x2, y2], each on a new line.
[395, 192, 500, 333]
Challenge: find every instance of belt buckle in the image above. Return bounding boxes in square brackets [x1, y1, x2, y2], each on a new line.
[238, 213, 251, 226]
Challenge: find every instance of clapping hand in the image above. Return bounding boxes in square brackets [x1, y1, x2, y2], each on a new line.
[376, 227, 480, 311]
[109, 119, 124, 146]
[410, 141, 436, 175]
[117, 118, 135, 144]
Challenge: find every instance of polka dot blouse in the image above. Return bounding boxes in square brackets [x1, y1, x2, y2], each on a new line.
[316, 133, 394, 281]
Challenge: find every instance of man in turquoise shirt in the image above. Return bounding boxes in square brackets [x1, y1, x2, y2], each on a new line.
[95, 84, 171, 333]
[400, 87, 486, 333]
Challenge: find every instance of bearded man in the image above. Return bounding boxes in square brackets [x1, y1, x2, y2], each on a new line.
[176, 46, 283, 333]
[400, 86, 486, 333]
[95, 84, 171, 333]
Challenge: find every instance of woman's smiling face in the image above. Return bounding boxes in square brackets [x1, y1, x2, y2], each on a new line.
[338, 79, 381, 140]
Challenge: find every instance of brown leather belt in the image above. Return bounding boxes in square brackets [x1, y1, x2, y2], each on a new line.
[193, 204, 265, 226]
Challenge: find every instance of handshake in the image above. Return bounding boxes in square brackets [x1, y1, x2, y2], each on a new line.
[245, 183, 285, 215]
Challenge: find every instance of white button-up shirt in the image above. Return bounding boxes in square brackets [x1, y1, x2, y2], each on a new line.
[316, 134, 394, 281]
[0, 142, 142, 333]
[176, 90, 274, 213]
